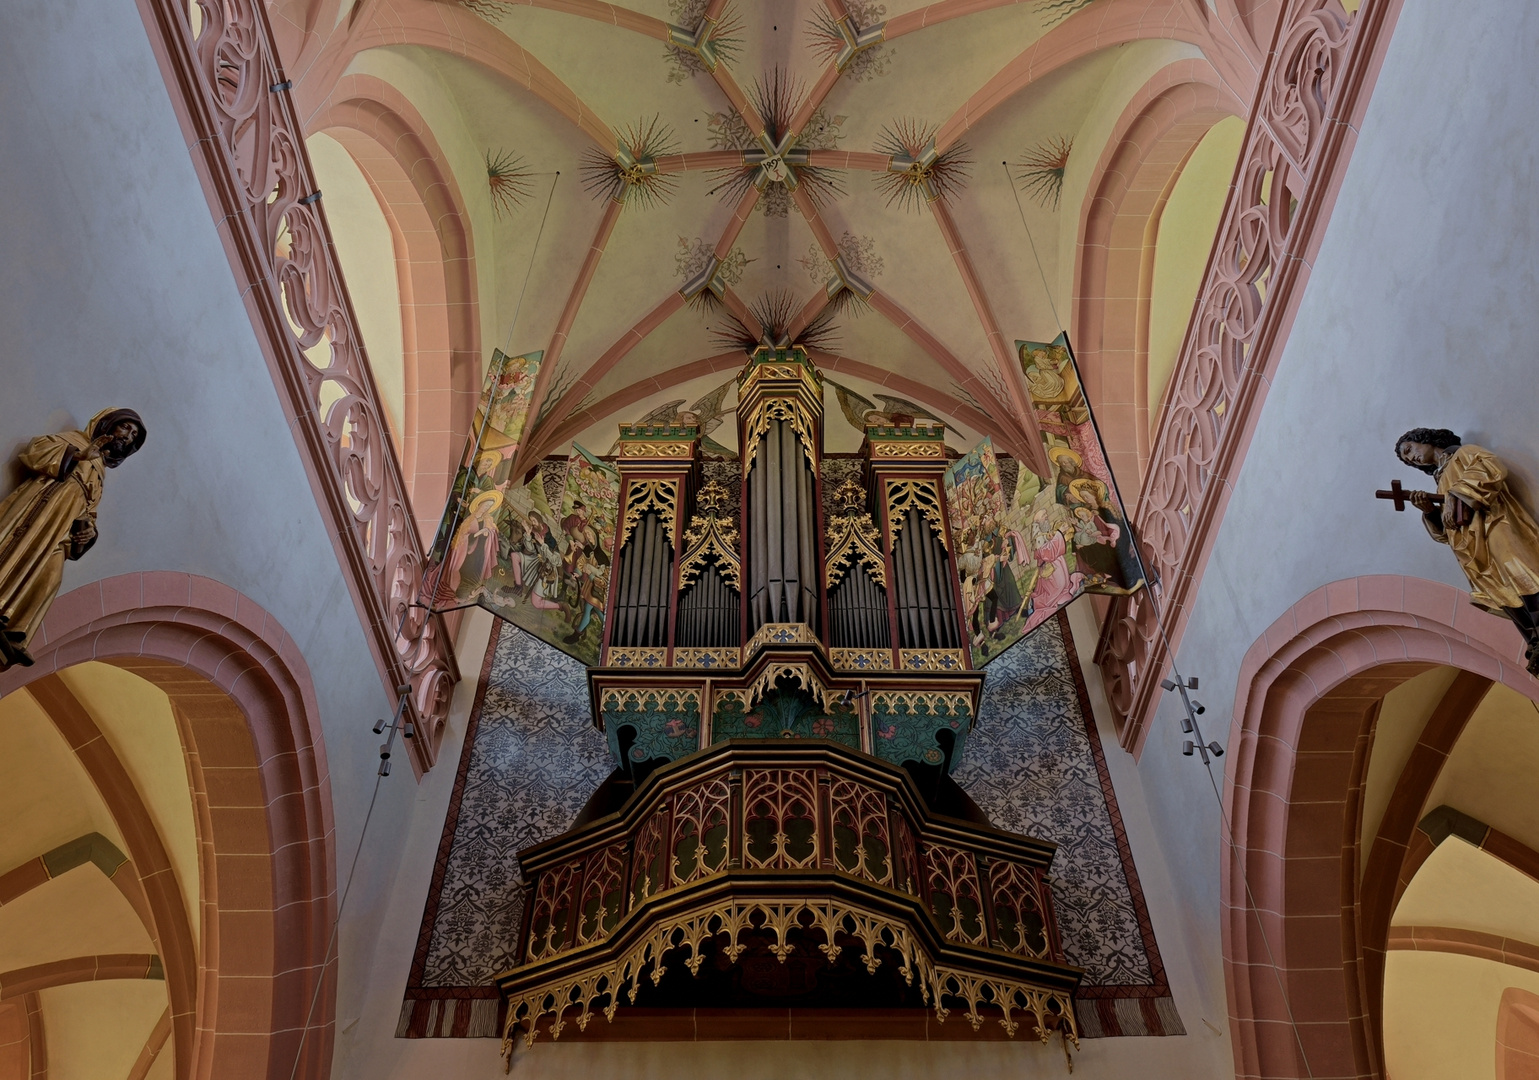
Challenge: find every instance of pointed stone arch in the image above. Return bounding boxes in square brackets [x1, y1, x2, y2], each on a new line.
[1222, 575, 1535, 1078]
[0, 573, 337, 1080]
[1072, 61, 1246, 493]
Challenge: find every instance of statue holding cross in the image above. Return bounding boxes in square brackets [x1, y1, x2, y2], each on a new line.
[1381, 427, 1539, 675]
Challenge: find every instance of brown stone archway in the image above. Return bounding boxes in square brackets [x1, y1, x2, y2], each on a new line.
[0, 572, 337, 1080]
[1222, 574, 1536, 1079]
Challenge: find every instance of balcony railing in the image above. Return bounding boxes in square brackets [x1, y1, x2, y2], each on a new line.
[497, 741, 1082, 1060]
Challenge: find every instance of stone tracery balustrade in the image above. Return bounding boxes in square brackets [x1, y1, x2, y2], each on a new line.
[1094, 0, 1402, 751]
[135, 0, 459, 770]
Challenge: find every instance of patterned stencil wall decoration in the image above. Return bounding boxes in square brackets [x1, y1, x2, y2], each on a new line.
[401, 614, 1182, 1039]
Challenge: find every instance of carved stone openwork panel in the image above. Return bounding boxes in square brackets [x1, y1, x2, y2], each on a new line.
[151, 0, 462, 769]
[499, 743, 1077, 1057]
[1094, 0, 1390, 749]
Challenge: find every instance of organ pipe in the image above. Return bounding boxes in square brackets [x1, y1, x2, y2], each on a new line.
[828, 561, 889, 649]
[746, 419, 819, 633]
[611, 510, 673, 648]
[677, 562, 741, 647]
[892, 509, 961, 650]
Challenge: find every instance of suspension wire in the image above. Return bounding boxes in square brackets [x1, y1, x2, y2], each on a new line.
[504, 172, 561, 357]
[1005, 162, 1066, 334]
[1004, 162, 1315, 1076]
[288, 758, 387, 1080]
[286, 175, 564, 1079]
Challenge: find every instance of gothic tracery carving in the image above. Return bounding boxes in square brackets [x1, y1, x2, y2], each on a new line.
[162, 0, 458, 767]
[1096, 0, 1384, 746]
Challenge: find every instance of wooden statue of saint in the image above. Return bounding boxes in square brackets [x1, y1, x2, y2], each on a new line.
[0, 408, 146, 670]
[1393, 427, 1539, 675]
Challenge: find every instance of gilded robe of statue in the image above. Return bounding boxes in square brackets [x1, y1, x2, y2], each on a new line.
[0, 409, 146, 666]
[1427, 444, 1539, 612]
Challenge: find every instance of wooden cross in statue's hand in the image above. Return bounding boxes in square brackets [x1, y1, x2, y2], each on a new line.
[1376, 479, 1443, 511]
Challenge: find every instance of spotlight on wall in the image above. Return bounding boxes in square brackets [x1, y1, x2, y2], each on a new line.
[372, 683, 415, 777]
[1162, 674, 1224, 766]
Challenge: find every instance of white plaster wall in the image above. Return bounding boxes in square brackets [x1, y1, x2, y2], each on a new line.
[1128, 0, 1539, 1041]
[0, 0, 446, 1060]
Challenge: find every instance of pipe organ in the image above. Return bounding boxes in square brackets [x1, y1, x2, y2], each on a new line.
[600, 348, 971, 687]
[497, 348, 1081, 1052]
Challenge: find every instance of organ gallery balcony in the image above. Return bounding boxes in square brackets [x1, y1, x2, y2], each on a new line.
[495, 740, 1083, 1057]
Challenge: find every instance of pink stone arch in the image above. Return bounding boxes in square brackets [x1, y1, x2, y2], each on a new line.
[1222, 574, 1536, 1079]
[1072, 60, 1247, 494]
[314, 74, 482, 539]
[0, 573, 337, 1080]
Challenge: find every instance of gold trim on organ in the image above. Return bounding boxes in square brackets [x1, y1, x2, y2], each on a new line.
[619, 440, 694, 458]
[677, 481, 742, 591]
[743, 621, 820, 658]
[618, 479, 679, 548]
[499, 895, 1079, 1058]
[599, 687, 703, 713]
[869, 439, 946, 459]
[741, 396, 817, 476]
[830, 648, 893, 671]
[673, 647, 741, 669]
[884, 479, 948, 550]
[899, 649, 967, 671]
[824, 480, 886, 589]
[605, 647, 669, 669]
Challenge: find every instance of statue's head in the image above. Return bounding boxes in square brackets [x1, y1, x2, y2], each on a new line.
[89, 409, 147, 468]
[1395, 427, 1461, 476]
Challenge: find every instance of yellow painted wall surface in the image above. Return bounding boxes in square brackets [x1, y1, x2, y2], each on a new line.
[1384, 951, 1539, 1080]
[1428, 681, 1539, 854]
[1146, 116, 1245, 429]
[1360, 666, 1461, 862]
[40, 980, 169, 1080]
[307, 132, 407, 438]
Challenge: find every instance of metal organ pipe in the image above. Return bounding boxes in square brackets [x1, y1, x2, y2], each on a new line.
[796, 440, 818, 624]
[677, 562, 741, 647]
[746, 419, 819, 634]
[915, 511, 941, 644]
[612, 510, 674, 648]
[617, 518, 640, 645]
[829, 562, 889, 649]
[892, 509, 961, 650]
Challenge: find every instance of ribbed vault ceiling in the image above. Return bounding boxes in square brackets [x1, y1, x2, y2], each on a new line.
[305, 0, 1261, 473]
